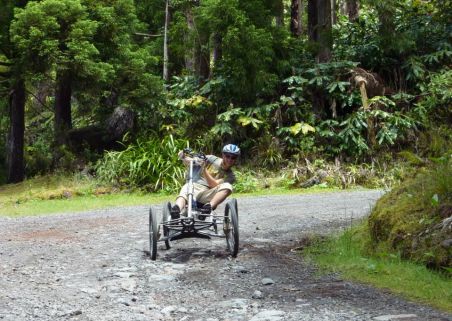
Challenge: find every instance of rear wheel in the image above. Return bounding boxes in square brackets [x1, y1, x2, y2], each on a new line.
[148, 206, 159, 260]
[224, 199, 239, 257]
[162, 202, 172, 249]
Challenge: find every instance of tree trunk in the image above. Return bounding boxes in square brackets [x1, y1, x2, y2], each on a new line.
[331, 0, 337, 25]
[345, 0, 359, 22]
[275, 0, 284, 27]
[290, 0, 303, 37]
[308, 0, 332, 61]
[316, 0, 332, 63]
[54, 68, 72, 145]
[194, 32, 210, 83]
[307, 0, 332, 119]
[197, 47, 210, 83]
[6, 78, 25, 183]
[211, 33, 222, 77]
[163, 0, 170, 82]
[307, 0, 317, 41]
[184, 7, 195, 73]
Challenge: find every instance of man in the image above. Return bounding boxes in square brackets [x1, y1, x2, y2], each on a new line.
[170, 144, 240, 219]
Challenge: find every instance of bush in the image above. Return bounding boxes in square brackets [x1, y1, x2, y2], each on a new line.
[368, 156, 452, 269]
[95, 135, 188, 192]
[233, 170, 259, 193]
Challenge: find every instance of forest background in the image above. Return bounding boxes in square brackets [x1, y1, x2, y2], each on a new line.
[0, 0, 451, 274]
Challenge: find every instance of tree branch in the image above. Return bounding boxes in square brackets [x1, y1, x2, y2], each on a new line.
[134, 32, 163, 38]
[0, 61, 13, 67]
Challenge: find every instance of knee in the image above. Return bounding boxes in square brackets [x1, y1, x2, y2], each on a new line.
[218, 182, 233, 194]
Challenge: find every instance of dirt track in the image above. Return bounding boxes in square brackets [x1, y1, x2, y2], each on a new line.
[0, 190, 451, 321]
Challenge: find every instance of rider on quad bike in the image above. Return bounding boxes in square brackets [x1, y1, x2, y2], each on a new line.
[170, 144, 240, 219]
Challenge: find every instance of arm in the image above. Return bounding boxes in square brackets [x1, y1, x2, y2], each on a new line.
[202, 166, 223, 188]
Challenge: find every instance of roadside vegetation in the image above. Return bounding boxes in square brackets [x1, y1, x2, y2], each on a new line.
[0, 168, 343, 217]
[304, 156, 452, 312]
[304, 224, 452, 312]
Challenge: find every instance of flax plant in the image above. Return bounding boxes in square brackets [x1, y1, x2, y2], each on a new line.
[96, 135, 187, 192]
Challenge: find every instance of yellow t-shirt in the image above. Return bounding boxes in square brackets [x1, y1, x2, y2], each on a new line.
[195, 155, 236, 187]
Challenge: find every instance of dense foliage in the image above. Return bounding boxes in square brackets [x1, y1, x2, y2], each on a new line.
[95, 135, 187, 191]
[0, 0, 450, 186]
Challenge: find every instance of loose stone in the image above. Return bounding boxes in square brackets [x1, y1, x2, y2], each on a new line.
[261, 278, 275, 285]
[252, 290, 263, 299]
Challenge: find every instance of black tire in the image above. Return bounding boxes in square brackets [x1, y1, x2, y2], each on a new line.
[224, 199, 239, 257]
[162, 202, 172, 250]
[230, 198, 238, 214]
[148, 206, 159, 260]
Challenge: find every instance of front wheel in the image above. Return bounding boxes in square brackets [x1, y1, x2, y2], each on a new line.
[149, 206, 159, 260]
[224, 198, 239, 257]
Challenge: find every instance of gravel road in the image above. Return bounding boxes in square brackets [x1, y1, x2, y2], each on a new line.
[0, 190, 450, 321]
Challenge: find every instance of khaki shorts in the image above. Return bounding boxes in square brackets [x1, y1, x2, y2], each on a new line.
[177, 182, 233, 204]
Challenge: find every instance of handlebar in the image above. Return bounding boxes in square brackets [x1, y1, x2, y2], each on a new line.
[183, 148, 207, 161]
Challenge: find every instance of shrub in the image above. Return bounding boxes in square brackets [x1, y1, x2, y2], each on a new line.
[95, 135, 188, 192]
[368, 156, 452, 269]
[233, 170, 259, 193]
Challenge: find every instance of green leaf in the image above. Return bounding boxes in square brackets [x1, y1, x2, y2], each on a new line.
[288, 122, 315, 135]
[431, 194, 439, 206]
[237, 116, 263, 129]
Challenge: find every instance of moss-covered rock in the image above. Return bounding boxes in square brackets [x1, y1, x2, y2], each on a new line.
[368, 158, 452, 269]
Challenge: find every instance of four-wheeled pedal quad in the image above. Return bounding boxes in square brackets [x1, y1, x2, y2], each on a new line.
[148, 150, 239, 260]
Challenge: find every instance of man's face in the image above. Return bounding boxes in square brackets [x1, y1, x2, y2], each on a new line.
[222, 153, 238, 169]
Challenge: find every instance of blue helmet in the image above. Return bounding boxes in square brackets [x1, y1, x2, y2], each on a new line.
[222, 144, 241, 156]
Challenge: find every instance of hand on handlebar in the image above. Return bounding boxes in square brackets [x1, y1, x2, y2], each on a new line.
[179, 149, 207, 166]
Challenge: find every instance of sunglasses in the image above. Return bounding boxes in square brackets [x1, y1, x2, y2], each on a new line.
[223, 153, 238, 160]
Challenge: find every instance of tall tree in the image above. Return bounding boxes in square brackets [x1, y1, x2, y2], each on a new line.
[275, 0, 284, 27]
[6, 78, 25, 183]
[317, 0, 332, 62]
[344, 0, 359, 22]
[184, 4, 195, 72]
[0, 0, 28, 183]
[11, 0, 100, 145]
[308, 0, 332, 62]
[54, 68, 73, 145]
[11, 0, 160, 151]
[308, 0, 332, 118]
[290, 0, 303, 37]
[331, 0, 337, 25]
[163, 0, 170, 81]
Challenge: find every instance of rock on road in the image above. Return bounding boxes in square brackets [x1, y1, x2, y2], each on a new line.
[0, 190, 450, 321]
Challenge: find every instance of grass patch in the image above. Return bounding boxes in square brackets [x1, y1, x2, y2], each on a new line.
[0, 193, 173, 217]
[304, 225, 452, 312]
[0, 174, 169, 217]
[0, 173, 346, 217]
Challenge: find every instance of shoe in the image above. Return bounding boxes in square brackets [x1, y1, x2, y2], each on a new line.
[200, 203, 212, 214]
[198, 203, 211, 221]
[170, 205, 180, 219]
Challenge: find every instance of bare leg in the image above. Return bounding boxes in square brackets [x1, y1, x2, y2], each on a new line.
[175, 196, 186, 210]
[209, 189, 231, 210]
